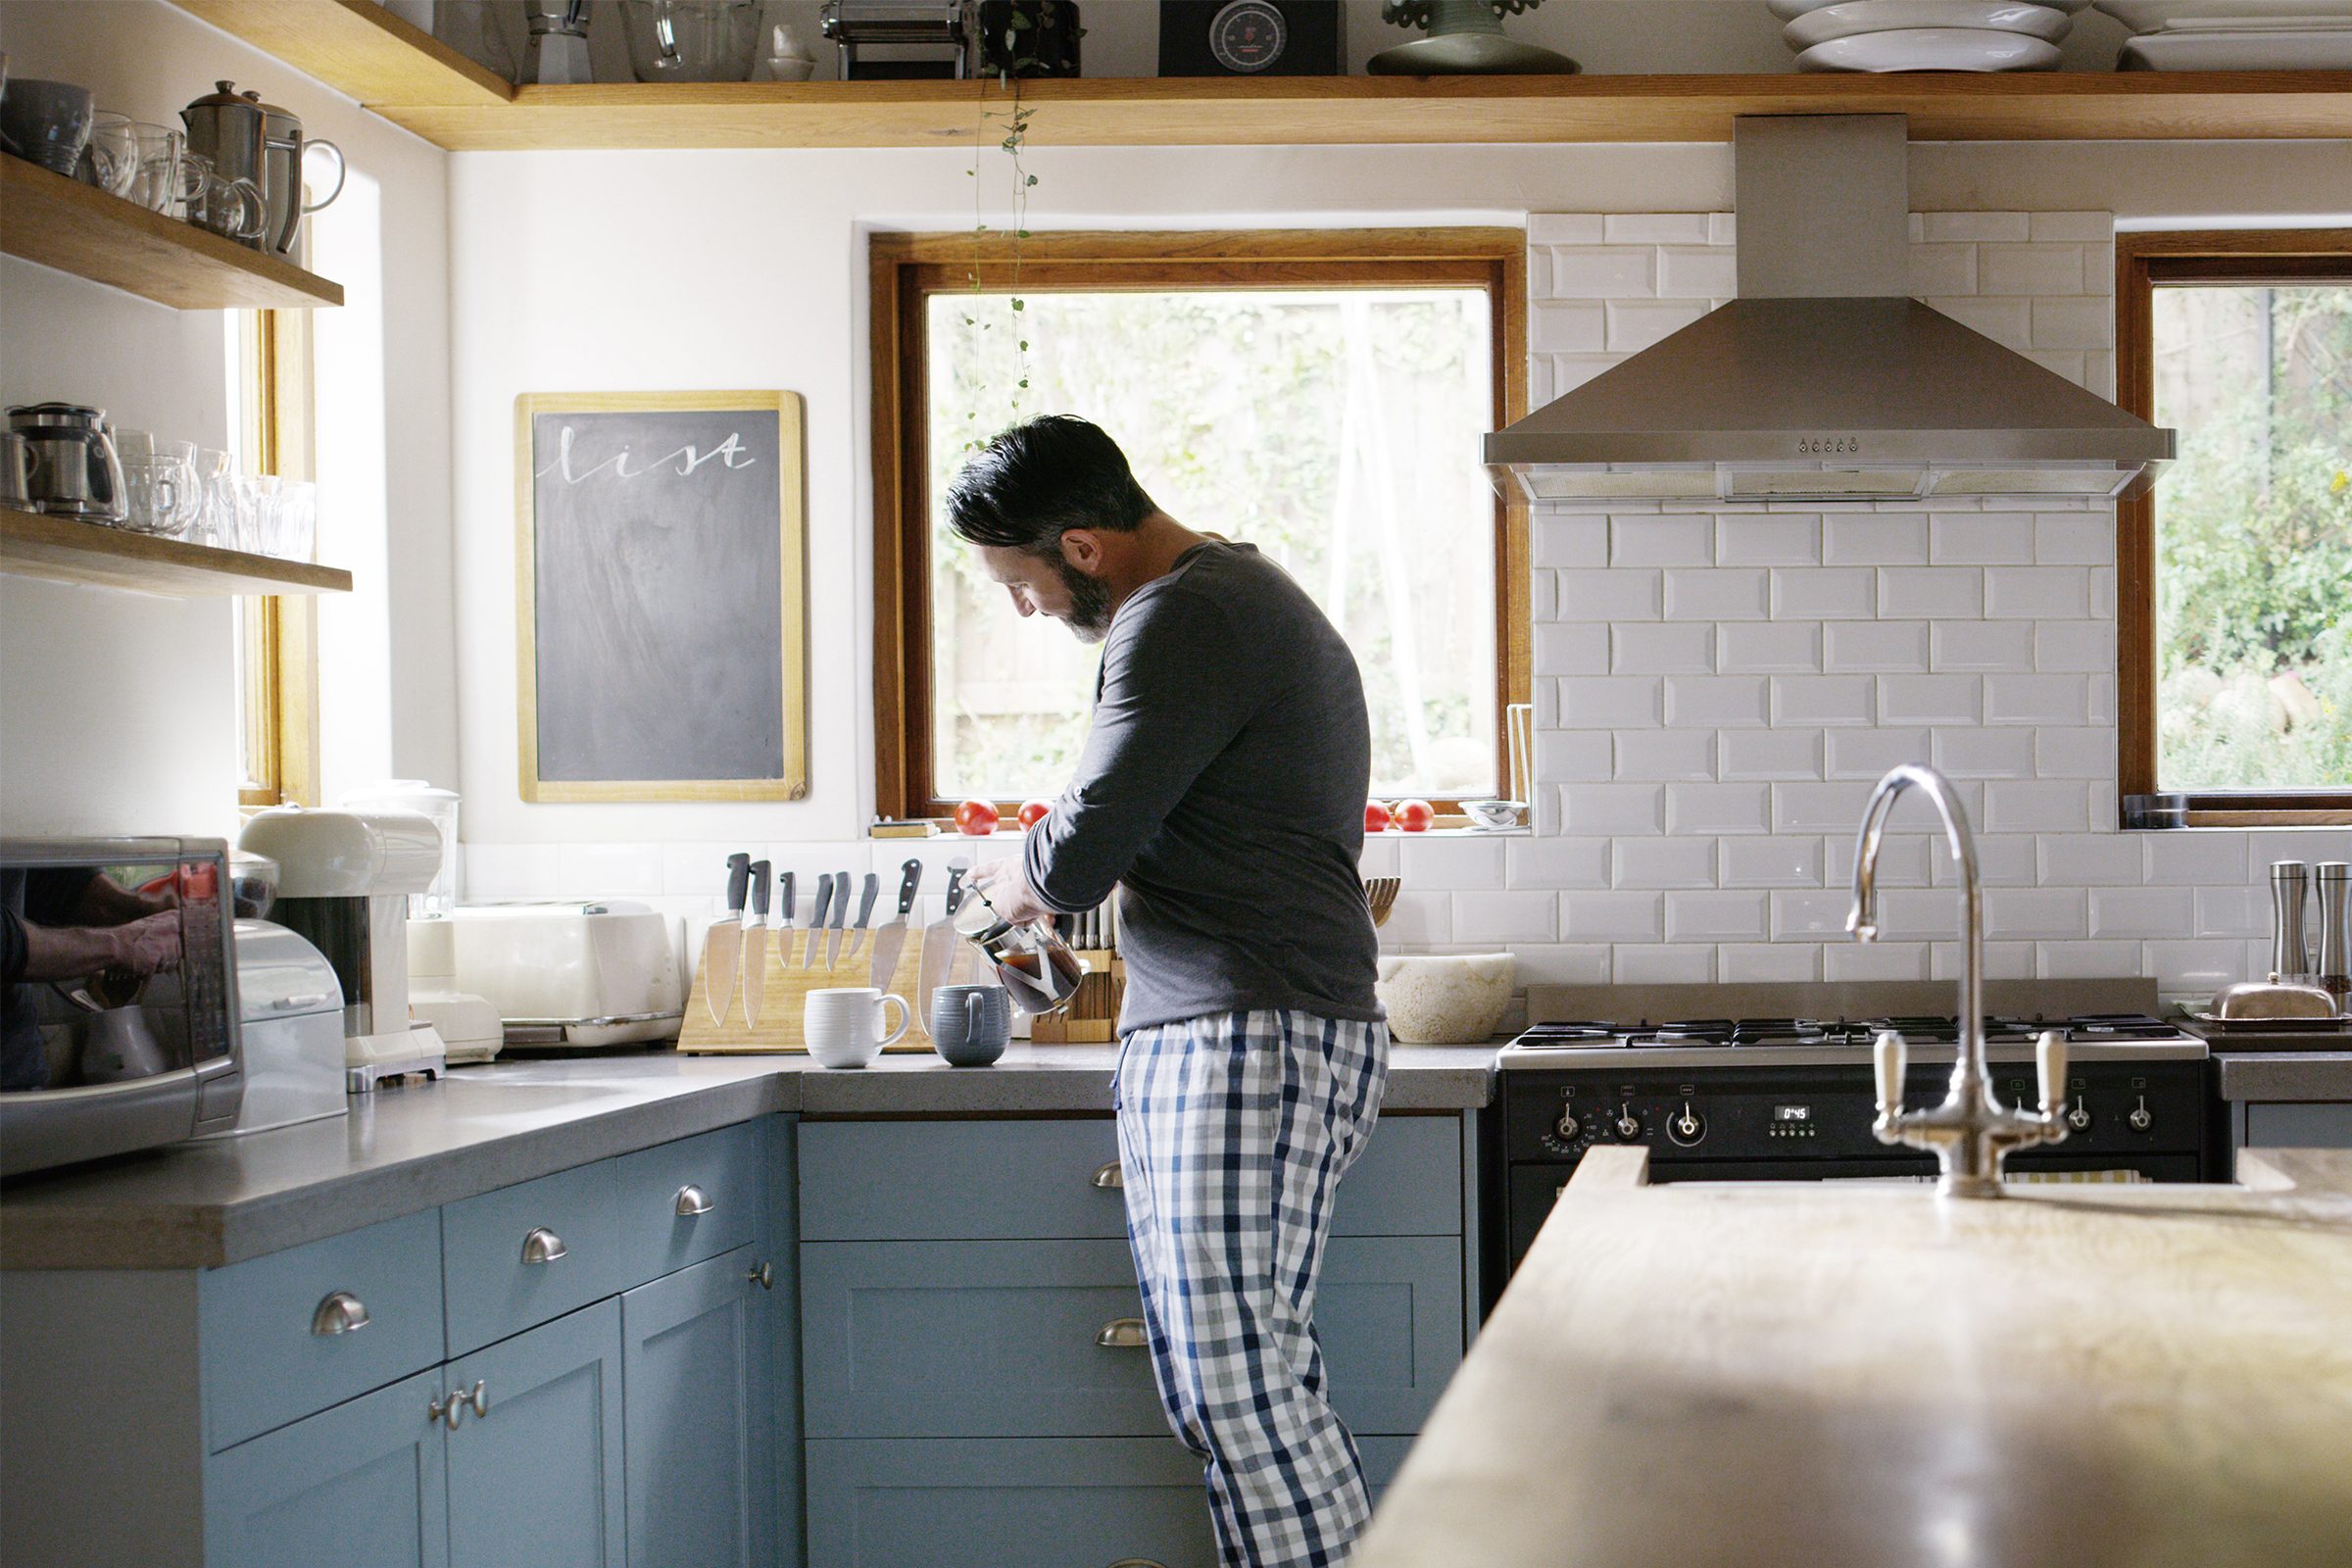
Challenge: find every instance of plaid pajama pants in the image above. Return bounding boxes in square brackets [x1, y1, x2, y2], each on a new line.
[1112, 1008, 1391, 1568]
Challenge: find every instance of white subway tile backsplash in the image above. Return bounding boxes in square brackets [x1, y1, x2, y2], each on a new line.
[1921, 212, 2031, 243]
[1947, 833, 2036, 887]
[2033, 514, 2113, 566]
[1721, 621, 1823, 673]
[1401, 836, 1509, 889]
[1666, 891, 1770, 942]
[1610, 515, 1715, 568]
[1379, 894, 1452, 947]
[1720, 837, 1822, 888]
[1559, 678, 1663, 729]
[1604, 213, 1713, 244]
[1826, 728, 1932, 780]
[1771, 567, 1876, 620]
[1932, 621, 2035, 673]
[1929, 513, 2035, 565]
[1879, 675, 1982, 726]
[1984, 566, 2090, 619]
[1932, 728, 2037, 779]
[1985, 888, 2087, 941]
[1717, 515, 1820, 566]
[1560, 783, 1666, 835]
[1665, 782, 1773, 835]
[1531, 302, 1605, 354]
[2088, 566, 2116, 618]
[2144, 833, 2251, 886]
[1555, 567, 1662, 620]
[1829, 833, 1936, 889]
[1909, 244, 1976, 298]
[1612, 944, 1718, 983]
[1721, 943, 1822, 983]
[1529, 214, 1604, 246]
[2141, 940, 2245, 993]
[1775, 675, 1879, 727]
[1549, 245, 1653, 295]
[1979, 243, 2090, 297]
[1657, 244, 1739, 298]
[1510, 944, 1615, 985]
[1615, 622, 1718, 674]
[1823, 515, 1928, 566]
[1984, 674, 2089, 726]
[1665, 568, 1771, 621]
[1774, 781, 1873, 834]
[1720, 727, 1824, 781]
[1357, 837, 1400, 877]
[2036, 941, 2143, 979]
[1879, 567, 1983, 618]
[1539, 729, 1617, 781]
[1508, 837, 1612, 890]
[1824, 621, 1931, 673]
[1826, 942, 1932, 981]
[1772, 889, 1852, 938]
[2032, 297, 2112, 351]
[1562, 891, 1664, 941]
[1616, 729, 1718, 781]
[2087, 886, 2193, 939]
[2038, 834, 2139, 886]
[1613, 837, 1719, 889]
[1533, 515, 1609, 568]
[1936, 941, 2035, 981]
[2034, 621, 2112, 673]
[1983, 781, 2090, 833]
[1536, 622, 1610, 674]
[2029, 211, 2111, 243]
[1929, 296, 2032, 352]
[1666, 675, 1770, 727]
[1867, 889, 1958, 941]
[2035, 727, 2113, 778]
[2194, 885, 2267, 939]
[1607, 299, 1709, 352]
[1452, 891, 1562, 945]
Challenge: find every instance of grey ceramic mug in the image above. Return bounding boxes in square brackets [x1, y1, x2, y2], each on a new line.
[0, 78, 94, 175]
[929, 984, 1011, 1067]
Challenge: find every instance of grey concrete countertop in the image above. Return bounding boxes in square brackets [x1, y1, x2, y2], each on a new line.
[2214, 1053, 2352, 1102]
[0, 1044, 1494, 1271]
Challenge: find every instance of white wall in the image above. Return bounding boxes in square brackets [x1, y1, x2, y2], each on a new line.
[0, 0, 455, 835]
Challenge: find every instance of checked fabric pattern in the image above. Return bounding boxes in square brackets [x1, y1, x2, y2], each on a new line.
[1113, 1008, 1391, 1568]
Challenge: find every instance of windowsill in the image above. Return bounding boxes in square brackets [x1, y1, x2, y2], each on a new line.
[2122, 794, 2352, 830]
[871, 822, 1536, 839]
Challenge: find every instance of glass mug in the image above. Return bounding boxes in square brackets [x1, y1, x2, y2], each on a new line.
[180, 152, 267, 245]
[80, 111, 140, 198]
[124, 123, 185, 214]
[121, 457, 193, 535]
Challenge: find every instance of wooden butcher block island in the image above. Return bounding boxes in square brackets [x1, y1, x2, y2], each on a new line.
[1352, 1148, 2352, 1568]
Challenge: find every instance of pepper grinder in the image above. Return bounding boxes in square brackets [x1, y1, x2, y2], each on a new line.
[2317, 862, 2350, 1012]
[2270, 860, 2312, 980]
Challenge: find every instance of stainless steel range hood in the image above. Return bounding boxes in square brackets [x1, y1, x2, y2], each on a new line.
[1486, 117, 2174, 507]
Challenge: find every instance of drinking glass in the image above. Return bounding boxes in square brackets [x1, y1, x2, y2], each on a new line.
[115, 427, 161, 463]
[124, 123, 183, 213]
[81, 111, 138, 197]
[246, 473, 282, 555]
[270, 478, 318, 561]
[194, 448, 238, 548]
[121, 458, 187, 535]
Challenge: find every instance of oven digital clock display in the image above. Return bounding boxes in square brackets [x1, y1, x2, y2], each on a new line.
[1773, 1104, 1812, 1122]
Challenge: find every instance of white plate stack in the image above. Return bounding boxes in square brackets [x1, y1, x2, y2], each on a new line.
[2096, 0, 2352, 70]
[1772, 0, 2091, 71]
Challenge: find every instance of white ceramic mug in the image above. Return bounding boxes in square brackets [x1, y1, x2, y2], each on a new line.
[804, 986, 908, 1068]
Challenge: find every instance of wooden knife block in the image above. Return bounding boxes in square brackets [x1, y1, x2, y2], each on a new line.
[1026, 952, 1124, 1045]
[679, 927, 930, 1054]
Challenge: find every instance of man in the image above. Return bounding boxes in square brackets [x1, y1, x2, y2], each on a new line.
[955, 416, 1389, 1567]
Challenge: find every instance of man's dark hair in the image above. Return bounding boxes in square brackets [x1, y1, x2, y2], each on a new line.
[944, 416, 1157, 553]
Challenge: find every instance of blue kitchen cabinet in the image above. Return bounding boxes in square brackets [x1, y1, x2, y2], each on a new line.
[444, 1298, 628, 1568]
[622, 1245, 772, 1568]
[204, 1368, 452, 1568]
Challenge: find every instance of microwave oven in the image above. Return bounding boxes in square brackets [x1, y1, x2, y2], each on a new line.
[1, 837, 246, 1178]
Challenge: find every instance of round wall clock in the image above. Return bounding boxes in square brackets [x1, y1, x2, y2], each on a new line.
[1208, 0, 1289, 72]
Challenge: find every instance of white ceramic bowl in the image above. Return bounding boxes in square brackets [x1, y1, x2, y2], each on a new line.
[1786, 0, 2076, 48]
[2119, 24, 2352, 63]
[1376, 953, 1515, 1046]
[2094, 0, 2351, 30]
[1774, 0, 2082, 14]
[1796, 25, 2064, 68]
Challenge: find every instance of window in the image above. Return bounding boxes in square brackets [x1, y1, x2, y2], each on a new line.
[232, 307, 320, 809]
[871, 228, 1528, 820]
[2118, 230, 2352, 828]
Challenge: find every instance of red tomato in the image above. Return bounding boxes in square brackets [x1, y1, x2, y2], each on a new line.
[1018, 799, 1052, 830]
[1364, 801, 1394, 834]
[1394, 799, 1436, 833]
[953, 799, 1001, 837]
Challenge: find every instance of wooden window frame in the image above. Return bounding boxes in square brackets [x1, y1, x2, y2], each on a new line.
[869, 226, 1530, 824]
[2115, 228, 2352, 830]
[235, 307, 322, 810]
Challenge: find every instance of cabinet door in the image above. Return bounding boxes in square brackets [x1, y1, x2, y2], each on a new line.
[621, 1245, 767, 1568]
[2245, 1102, 2352, 1152]
[205, 1368, 449, 1568]
[444, 1299, 625, 1568]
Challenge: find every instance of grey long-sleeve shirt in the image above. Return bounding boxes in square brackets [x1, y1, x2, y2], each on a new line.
[1022, 540, 1383, 1033]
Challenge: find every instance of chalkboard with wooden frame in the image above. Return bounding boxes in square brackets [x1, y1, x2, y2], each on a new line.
[515, 390, 808, 802]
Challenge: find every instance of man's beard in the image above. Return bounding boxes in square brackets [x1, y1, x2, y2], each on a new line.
[1056, 556, 1114, 644]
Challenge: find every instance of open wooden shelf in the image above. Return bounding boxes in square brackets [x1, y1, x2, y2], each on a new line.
[0, 507, 352, 597]
[0, 157, 344, 310]
[375, 71, 2352, 150]
[175, 0, 512, 108]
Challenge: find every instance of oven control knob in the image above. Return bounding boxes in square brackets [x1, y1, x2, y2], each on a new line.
[2128, 1096, 2153, 1133]
[1613, 1103, 1642, 1142]
[1555, 1108, 1583, 1141]
[1667, 1102, 1706, 1148]
[2066, 1104, 2093, 1133]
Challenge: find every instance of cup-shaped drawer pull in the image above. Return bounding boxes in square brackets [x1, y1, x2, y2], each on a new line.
[1090, 1160, 1124, 1191]
[1095, 1317, 1149, 1349]
[673, 1184, 714, 1217]
[310, 1290, 370, 1337]
[520, 1226, 567, 1265]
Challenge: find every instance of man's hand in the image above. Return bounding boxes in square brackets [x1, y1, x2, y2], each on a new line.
[966, 857, 1052, 926]
[109, 910, 183, 977]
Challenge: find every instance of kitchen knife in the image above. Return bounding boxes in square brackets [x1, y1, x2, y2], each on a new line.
[704, 852, 751, 1025]
[918, 859, 969, 1026]
[742, 859, 772, 1028]
[800, 870, 835, 970]
[778, 870, 796, 966]
[824, 871, 852, 968]
[844, 872, 881, 960]
[866, 858, 923, 992]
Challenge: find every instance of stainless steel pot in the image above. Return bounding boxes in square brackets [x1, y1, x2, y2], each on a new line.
[180, 80, 267, 245]
[7, 403, 127, 522]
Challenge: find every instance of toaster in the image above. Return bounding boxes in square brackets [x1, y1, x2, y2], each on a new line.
[448, 903, 685, 1049]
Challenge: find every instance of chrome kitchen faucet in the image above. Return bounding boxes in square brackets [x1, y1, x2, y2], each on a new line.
[1847, 764, 2070, 1199]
